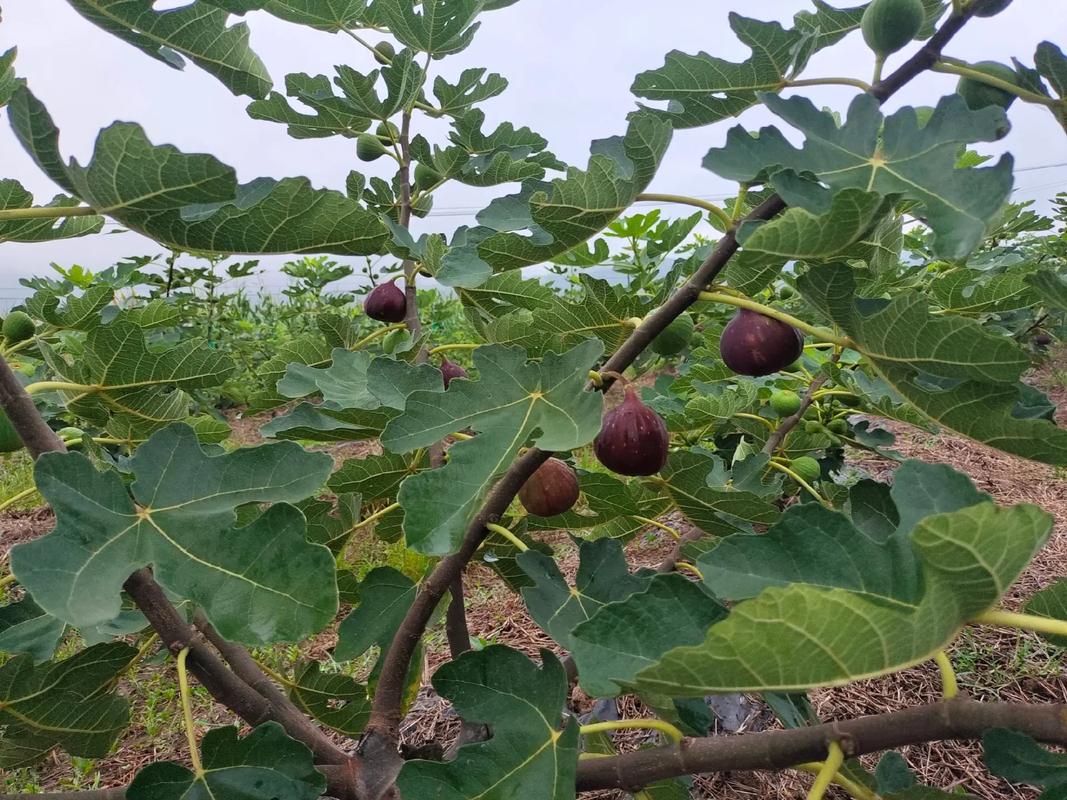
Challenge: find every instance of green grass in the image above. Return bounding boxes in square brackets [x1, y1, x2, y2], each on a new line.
[0, 450, 41, 513]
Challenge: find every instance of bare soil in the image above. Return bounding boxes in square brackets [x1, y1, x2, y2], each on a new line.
[2, 352, 1065, 798]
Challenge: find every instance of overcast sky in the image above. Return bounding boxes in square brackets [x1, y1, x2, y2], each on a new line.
[1, 0, 1064, 300]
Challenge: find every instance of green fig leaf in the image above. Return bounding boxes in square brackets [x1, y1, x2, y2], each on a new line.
[395, 646, 578, 800]
[11, 424, 336, 645]
[704, 93, 1013, 258]
[383, 341, 604, 555]
[0, 180, 104, 244]
[1024, 579, 1067, 647]
[65, 0, 271, 98]
[334, 567, 417, 662]
[128, 722, 325, 800]
[659, 450, 780, 535]
[288, 662, 371, 736]
[983, 728, 1067, 798]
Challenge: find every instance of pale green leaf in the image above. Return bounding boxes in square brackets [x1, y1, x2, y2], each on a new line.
[334, 567, 416, 662]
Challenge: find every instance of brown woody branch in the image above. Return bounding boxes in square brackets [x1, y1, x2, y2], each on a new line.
[575, 699, 1067, 791]
[0, 355, 66, 458]
[6, 701, 1065, 800]
[761, 354, 838, 456]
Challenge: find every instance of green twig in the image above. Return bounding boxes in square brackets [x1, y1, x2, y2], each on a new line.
[806, 740, 845, 800]
[633, 515, 681, 539]
[698, 292, 852, 347]
[484, 522, 528, 552]
[934, 651, 959, 700]
[176, 648, 204, 777]
[971, 609, 1067, 639]
[579, 718, 684, 744]
[635, 193, 732, 228]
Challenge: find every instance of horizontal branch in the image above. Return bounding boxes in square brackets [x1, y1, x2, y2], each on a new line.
[575, 699, 1067, 791]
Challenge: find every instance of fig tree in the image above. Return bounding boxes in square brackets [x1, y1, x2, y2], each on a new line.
[719, 308, 804, 377]
[861, 0, 924, 57]
[364, 278, 406, 323]
[373, 41, 395, 65]
[790, 456, 821, 484]
[440, 358, 468, 389]
[519, 458, 580, 517]
[2, 310, 35, 344]
[357, 132, 389, 162]
[594, 386, 669, 476]
[650, 314, 695, 356]
[957, 61, 1019, 110]
[769, 389, 802, 417]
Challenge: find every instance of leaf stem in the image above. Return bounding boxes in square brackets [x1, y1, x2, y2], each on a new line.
[633, 515, 681, 539]
[429, 342, 480, 356]
[449, 431, 474, 441]
[934, 650, 959, 700]
[734, 412, 777, 431]
[352, 323, 406, 350]
[176, 648, 204, 777]
[0, 573, 15, 590]
[484, 522, 527, 552]
[730, 183, 749, 224]
[0, 205, 98, 221]
[635, 193, 732, 228]
[806, 740, 844, 800]
[579, 718, 684, 744]
[674, 561, 704, 580]
[23, 380, 95, 395]
[786, 76, 872, 92]
[350, 502, 401, 532]
[0, 485, 37, 513]
[698, 291, 852, 347]
[587, 370, 604, 388]
[872, 54, 886, 85]
[931, 61, 1060, 107]
[971, 609, 1067, 638]
[765, 460, 831, 507]
[794, 760, 876, 800]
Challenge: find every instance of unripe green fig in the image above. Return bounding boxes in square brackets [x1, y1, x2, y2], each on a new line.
[957, 61, 1018, 110]
[650, 314, 695, 356]
[58, 426, 86, 447]
[778, 285, 795, 300]
[414, 162, 441, 191]
[769, 389, 802, 418]
[519, 458, 580, 517]
[376, 121, 399, 141]
[827, 418, 848, 435]
[2, 310, 35, 344]
[790, 456, 821, 484]
[0, 410, 24, 453]
[373, 41, 395, 65]
[861, 0, 924, 57]
[356, 133, 388, 162]
[971, 0, 1012, 16]
[804, 420, 824, 435]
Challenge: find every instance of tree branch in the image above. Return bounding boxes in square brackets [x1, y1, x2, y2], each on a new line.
[192, 611, 352, 762]
[0, 355, 67, 458]
[123, 571, 349, 765]
[575, 699, 1067, 791]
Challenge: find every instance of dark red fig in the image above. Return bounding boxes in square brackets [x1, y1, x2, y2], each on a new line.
[719, 308, 804, 377]
[593, 386, 669, 477]
[440, 358, 468, 389]
[519, 458, 580, 517]
[364, 278, 406, 323]
[1033, 333, 1053, 348]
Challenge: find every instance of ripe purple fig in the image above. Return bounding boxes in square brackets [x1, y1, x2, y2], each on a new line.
[719, 308, 804, 377]
[440, 358, 468, 389]
[519, 458, 580, 517]
[593, 386, 669, 477]
[364, 278, 406, 323]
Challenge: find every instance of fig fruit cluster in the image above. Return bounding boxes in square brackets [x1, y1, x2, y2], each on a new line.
[719, 309, 804, 377]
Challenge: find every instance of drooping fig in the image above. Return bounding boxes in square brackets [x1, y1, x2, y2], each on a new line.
[364, 278, 406, 323]
[440, 358, 468, 389]
[957, 61, 1019, 111]
[519, 458, 580, 517]
[719, 308, 804, 377]
[356, 132, 388, 162]
[373, 41, 395, 65]
[790, 456, 821, 484]
[860, 0, 924, 58]
[593, 385, 669, 477]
